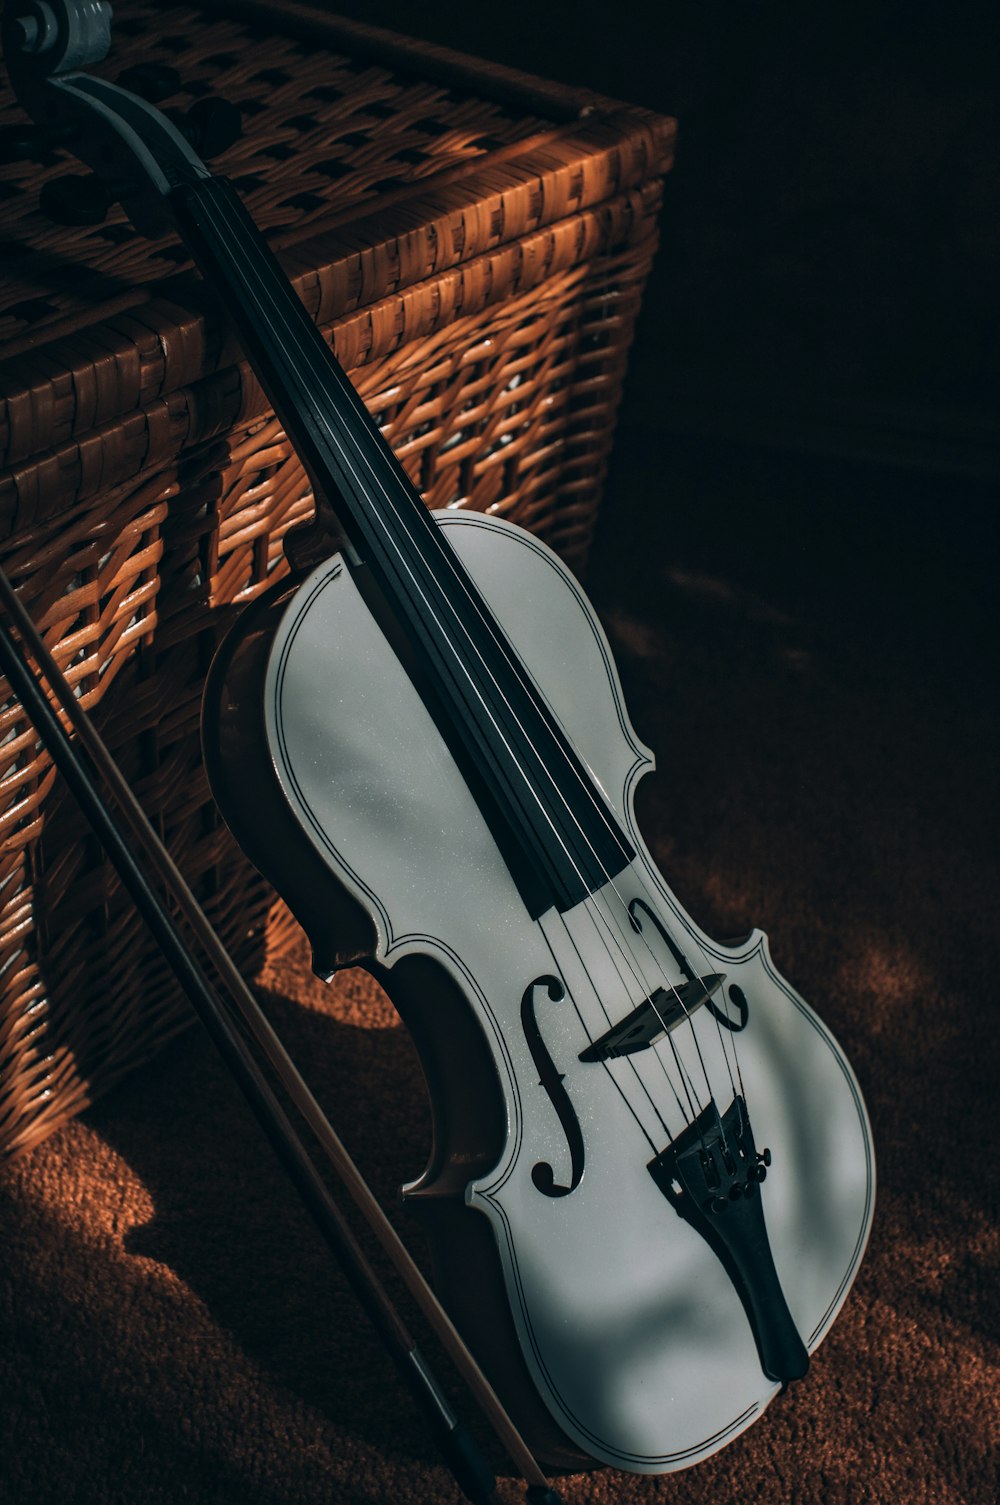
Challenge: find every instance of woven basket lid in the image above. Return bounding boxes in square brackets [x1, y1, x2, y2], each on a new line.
[0, 0, 675, 529]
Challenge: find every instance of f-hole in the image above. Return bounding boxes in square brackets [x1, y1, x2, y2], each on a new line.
[630, 897, 750, 1031]
[520, 975, 585, 1197]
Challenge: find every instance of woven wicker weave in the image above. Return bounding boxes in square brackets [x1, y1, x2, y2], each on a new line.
[0, 0, 674, 1158]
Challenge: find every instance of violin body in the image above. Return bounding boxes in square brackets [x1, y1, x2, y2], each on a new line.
[206, 510, 875, 1473]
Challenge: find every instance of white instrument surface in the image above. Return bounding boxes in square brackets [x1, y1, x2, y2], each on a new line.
[264, 512, 875, 1473]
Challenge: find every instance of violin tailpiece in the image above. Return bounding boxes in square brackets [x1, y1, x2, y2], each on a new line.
[649, 1096, 809, 1385]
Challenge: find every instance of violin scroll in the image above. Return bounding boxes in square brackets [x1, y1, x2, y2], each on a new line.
[3, 0, 241, 233]
[2, 0, 112, 95]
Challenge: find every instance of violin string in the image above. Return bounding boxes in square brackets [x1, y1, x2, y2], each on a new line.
[541, 910, 692, 1135]
[567, 851, 750, 1145]
[570, 882, 713, 1127]
[204, 186, 731, 1159]
[198, 184, 730, 1152]
[534, 923, 673, 1153]
[630, 876, 742, 1108]
[200, 184, 725, 1152]
[190, 191, 694, 1156]
[619, 885, 742, 1113]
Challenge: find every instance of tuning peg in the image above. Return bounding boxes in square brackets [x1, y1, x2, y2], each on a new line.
[116, 62, 181, 102]
[0, 121, 74, 164]
[39, 172, 124, 226]
[167, 97, 242, 159]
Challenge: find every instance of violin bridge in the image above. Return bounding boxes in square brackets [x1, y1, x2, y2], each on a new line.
[577, 974, 726, 1062]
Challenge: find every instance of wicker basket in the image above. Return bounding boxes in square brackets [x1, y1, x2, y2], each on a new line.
[0, 0, 675, 1158]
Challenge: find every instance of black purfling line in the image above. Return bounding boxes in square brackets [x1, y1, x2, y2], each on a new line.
[0, 612, 504, 1505]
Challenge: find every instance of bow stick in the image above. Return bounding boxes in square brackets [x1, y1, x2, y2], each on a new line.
[0, 564, 563, 1505]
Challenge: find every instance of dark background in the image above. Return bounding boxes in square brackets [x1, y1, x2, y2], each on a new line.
[326, 0, 1000, 710]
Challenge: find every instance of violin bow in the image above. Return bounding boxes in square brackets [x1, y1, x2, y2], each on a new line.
[0, 564, 562, 1505]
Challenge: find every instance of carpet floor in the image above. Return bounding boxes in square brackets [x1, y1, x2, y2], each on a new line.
[1, 432, 997, 1504]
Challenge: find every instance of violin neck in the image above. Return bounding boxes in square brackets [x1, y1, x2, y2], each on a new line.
[172, 175, 634, 912]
